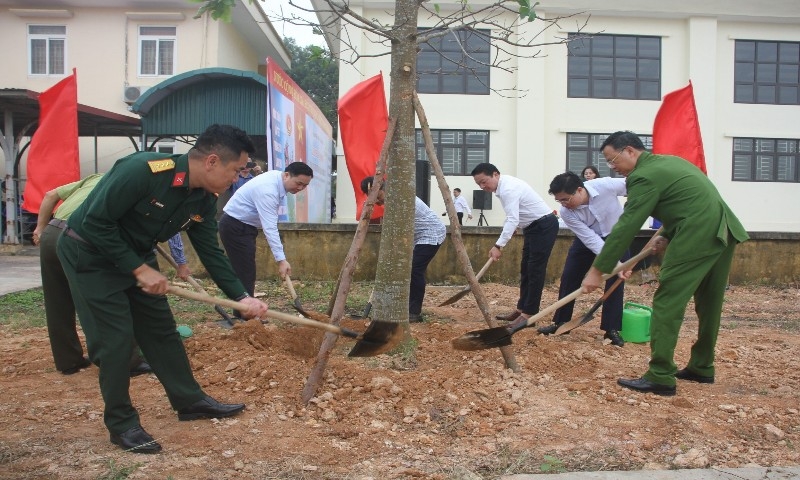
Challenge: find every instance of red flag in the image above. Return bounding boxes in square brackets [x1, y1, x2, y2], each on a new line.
[652, 81, 707, 174]
[338, 73, 388, 220]
[22, 69, 80, 214]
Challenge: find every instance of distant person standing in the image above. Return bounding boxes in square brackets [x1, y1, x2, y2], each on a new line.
[581, 166, 600, 180]
[229, 161, 256, 194]
[219, 162, 314, 298]
[448, 188, 473, 225]
[583, 131, 749, 396]
[471, 163, 558, 324]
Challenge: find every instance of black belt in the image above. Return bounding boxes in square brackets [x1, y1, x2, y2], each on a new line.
[48, 218, 69, 230]
[524, 213, 556, 231]
[63, 227, 89, 245]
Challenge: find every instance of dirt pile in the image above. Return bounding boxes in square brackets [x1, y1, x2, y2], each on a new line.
[0, 283, 798, 479]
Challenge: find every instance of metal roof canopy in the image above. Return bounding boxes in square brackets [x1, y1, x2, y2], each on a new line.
[0, 89, 141, 138]
[129, 68, 268, 139]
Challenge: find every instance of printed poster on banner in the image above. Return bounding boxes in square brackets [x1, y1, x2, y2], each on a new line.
[266, 58, 334, 223]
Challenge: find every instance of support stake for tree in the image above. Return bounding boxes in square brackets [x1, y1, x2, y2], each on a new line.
[301, 118, 397, 404]
[412, 92, 519, 372]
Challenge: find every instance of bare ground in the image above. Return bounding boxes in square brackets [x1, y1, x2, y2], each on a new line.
[1, 280, 799, 479]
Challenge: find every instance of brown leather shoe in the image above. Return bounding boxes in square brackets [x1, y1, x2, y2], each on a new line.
[495, 310, 522, 322]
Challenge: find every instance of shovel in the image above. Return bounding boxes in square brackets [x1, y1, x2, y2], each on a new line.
[284, 275, 332, 322]
[438, 258, 495, 306]
[360, 288, 374, 319]
[164, 284, 398, 357]
[554, 277, 624, 335]
[155, 244, 237, 327]
[450, 228, 662, 352]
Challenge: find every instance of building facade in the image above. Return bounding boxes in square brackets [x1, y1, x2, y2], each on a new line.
[325, 0, 800, 232]
[0, 0, 288, 176]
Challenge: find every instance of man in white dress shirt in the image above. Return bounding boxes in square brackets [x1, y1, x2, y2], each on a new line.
[537, 171, 629, 346]
[219, 162, 313, 307]
[452, 188, 472, 225]
[471, 163, 559, 323]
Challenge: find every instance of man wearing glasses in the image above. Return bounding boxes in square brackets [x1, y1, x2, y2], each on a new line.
[583, 131, 748, 396]
[537, 171, 629, 346]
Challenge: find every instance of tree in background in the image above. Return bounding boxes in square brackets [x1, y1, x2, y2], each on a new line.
[284, 37, 339, 139]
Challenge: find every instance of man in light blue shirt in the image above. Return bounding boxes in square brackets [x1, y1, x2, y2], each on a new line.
[537, 171, 629, 346]
[219, 162, 313, 303]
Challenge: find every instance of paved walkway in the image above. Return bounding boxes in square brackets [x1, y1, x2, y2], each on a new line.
[2, 250, 799, 479]
[505, 466, 800, 479]
[0, 247, 41, 295]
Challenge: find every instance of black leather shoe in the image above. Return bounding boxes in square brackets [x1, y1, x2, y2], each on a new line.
[177, 395, 245, 421]
[110, 425, 162, 453]
[604, 330, 625, 347]
[617, 377, 676, 396]
[130, 361, 153, 378]
[676, 368, 715, 384]
[61, 357, 92, 375]
[537, 323, 563, 335]
[495, 310, 522, 322]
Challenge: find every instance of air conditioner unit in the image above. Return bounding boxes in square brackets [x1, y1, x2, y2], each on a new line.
[123, 85, 145, 104]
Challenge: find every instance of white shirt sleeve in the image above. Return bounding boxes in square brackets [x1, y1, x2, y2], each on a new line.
[496, 188, 521, 247]
[461, 196, 472, 215]
[254, 186, 286, 262]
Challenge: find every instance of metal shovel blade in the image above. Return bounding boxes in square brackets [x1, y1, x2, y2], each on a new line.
[438, 258, 494, 307]
[450, 326, 514, 351]
[348, 320, 404, 357]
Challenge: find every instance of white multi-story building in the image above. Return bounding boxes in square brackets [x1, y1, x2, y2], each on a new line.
[0, 0, 289, 242]
[325, 0, 800, 232]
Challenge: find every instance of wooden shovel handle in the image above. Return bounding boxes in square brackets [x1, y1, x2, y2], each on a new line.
[155, 244, 204, 291]
[475, 257, 494, 280]
[521, 227, 663, 329]
[165, 285, 358, 338]
[284, 274, 299, 300]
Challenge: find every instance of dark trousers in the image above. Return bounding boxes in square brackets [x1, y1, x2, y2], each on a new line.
[517, 214, 559, 315]
[456, 212, 464, 225]
[218, 213, 258, 297]
[57, 234, 205, 434]
[552, 237, 630, 332]
[41, 223, 143, 372]
[409, 243, 441, 315]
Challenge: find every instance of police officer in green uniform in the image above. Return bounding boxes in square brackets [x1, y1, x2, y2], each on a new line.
[583, 131, 748, 396]
[57, 125, 269, 453]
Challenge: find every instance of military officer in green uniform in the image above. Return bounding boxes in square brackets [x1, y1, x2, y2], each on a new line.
[583, 131, 748, 396]
[57, 124, 269, 453]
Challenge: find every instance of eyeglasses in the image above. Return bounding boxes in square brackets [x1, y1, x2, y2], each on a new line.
[606, 148, 626, 167]
[554, 193, 574, 205]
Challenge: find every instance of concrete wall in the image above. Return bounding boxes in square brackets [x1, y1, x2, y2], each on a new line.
[166, 226, 800, 286]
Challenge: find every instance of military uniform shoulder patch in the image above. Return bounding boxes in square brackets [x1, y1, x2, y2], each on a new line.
[147, 158, 176, 173]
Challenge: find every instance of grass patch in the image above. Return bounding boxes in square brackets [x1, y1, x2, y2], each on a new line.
[95, 459, 142, 480]
[0, 288, 46, 329]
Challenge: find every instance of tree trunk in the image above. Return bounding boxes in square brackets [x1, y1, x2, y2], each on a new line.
[371, 0, 420, 327]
